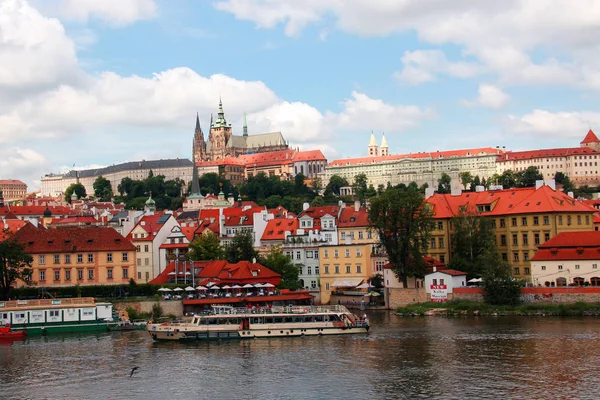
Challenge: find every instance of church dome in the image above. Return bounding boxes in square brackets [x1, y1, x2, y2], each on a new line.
[43, 207, 52, 217]
[145, 197, 156, 206]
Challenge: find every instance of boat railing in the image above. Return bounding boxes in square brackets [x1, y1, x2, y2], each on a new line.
[206, 304, 352, 316]
[0, 297, 96, 309]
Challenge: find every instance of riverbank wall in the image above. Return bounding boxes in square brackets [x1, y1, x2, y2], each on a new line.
[387, 287, 600, 308]
[112, 300, 183, 317]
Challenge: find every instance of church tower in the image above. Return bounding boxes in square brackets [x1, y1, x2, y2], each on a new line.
[192, 113, 206, 162]
[243, 112, 248, 137]
[368, 132, 379, 156]
[209, 98, 233, 159]
[380, 133, 389, 156]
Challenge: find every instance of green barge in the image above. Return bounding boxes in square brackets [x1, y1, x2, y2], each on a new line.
[0, 297, 117, 335]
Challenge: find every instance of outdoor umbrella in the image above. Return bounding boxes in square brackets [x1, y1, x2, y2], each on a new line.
[254, 283, 264, 288]
[468, 278, 483, 283]
[263, 283, 275, 288]
[185, 286, 195, 291]
[242, 284, 254, 288]
[356, 283, 370, 289]
[210, 286, 221, 290]
[167, 272, 176, 275]
[173, 288, 184, 292]
[195, 286, 208, 291]
[231, 285, 242, 289]
[222, 285, 232, 289]
[158, 288, 171, 292]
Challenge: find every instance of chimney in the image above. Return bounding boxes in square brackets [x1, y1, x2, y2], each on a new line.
[433, 266, 437, 272]
[302, 202, 309, 211]
[535, 180, 544, 190]
[544, 179, 556, 190]
[354, 200, 360, 212]
[252, 257, 256, 264]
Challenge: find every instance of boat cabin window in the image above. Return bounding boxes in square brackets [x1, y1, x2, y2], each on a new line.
[274, 317, 284, 323]
[251, 317, 261, 324]
[293, 316, 304, 323]
[314, 315, 324, 322]
[208, 318, 218, 325]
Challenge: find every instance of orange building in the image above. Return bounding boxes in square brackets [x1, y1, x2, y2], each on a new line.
[14, 225, 136, 287]
[426, 183, 596, 279]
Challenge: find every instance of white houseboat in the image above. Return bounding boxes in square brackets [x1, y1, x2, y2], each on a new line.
[0, 297, 115, 334]
[147, 305, 369, 342]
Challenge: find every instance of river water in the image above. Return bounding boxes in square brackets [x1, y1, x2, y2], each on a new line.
[2, 312, 600, 400]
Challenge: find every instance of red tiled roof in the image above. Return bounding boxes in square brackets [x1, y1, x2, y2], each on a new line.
[149, 260, 281, 285]
[581, 129, 599, 144]
[328, 147, 500, 167]
[261, 218, 299, 241]
[292, 150, 326, 162]
[497, 146, 600, 162]
[0, 179, 26, 185]
[180, 225, 197, 241]
[427, 185, 594, 219]
[434, 269, 467, 276]
[0, 220, 28, 240]
[338, 205, 369, 228]
[0, 205, 76, 217]
[223, 207, 264, 227]
[239, 150, 296, 167]
[531, 231, 600, 261]
[126, 214, 172, 242]
[299, 206, 339, 219]
[14, 226, 135, 253]
[50, 216, 99, 225]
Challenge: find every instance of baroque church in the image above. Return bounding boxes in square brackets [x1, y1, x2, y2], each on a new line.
[192, 99, 289, 162]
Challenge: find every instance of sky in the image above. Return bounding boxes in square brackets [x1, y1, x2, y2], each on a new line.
[1, 0, 600, 190]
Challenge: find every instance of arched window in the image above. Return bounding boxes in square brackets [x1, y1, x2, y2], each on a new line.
[573, 277, 585, 286]
[591, 277, 600, 286]
[556, 277, 567, 287]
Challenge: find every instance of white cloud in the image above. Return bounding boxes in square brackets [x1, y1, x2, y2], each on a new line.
[395, 50, 481, 84]
[505, 110, 600, 138]
[0, 0, 83, 94]
[0, 147, 47, 188]
[214, 1, 600, 90]
[462, 84, 510, 109]
[52, 0, 157, 26]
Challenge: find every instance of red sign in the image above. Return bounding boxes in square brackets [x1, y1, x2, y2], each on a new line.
[430, 284, 448, 302]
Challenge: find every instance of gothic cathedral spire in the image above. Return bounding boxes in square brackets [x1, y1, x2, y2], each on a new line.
[243, 111, 248, 137]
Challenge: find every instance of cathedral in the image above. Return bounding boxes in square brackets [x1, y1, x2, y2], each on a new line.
[193, 99, 289, 162]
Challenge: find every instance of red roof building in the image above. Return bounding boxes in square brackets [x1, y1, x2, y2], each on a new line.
[497, 129, 600, 185]
[426, 184, 596, 279]
[530, 231, 600, 287]
[13, 225, 136, 287]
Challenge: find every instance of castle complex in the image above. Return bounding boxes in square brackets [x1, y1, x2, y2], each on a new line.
[193, 99, 288, 162]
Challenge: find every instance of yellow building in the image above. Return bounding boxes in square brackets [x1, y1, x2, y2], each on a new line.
[14, 225, 136, 287]
[319, 243, 373, 304]
[426, 183, 595, 279]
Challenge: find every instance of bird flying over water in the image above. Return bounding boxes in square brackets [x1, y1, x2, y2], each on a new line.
[129, 367, 139, 378]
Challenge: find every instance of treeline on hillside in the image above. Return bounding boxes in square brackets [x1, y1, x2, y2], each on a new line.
[113, 171, 186, 210]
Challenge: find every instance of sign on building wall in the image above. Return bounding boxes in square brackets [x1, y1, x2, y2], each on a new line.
[430, 284, 448, 302]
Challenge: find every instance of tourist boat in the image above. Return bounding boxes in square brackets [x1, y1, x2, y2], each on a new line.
[147, 305, 370, 342]
[0, 323, 26, 341]
[0, 297, 116, 335]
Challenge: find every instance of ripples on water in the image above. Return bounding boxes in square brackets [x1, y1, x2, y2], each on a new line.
[2, 314, 600, 400]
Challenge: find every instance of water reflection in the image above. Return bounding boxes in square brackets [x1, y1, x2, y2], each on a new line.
[2, 315, 600, 399]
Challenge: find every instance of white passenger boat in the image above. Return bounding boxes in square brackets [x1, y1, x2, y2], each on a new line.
[147, 305, 369, 341]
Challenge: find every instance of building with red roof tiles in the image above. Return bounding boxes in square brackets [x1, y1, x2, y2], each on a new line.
[46, 216, 102, 228]
[0, 180, 27, 202]
[426, 183, 596, 279]
[220, 206, 272, 247]
[298, 204, 340, 244]
[149, 260, 281, 287]
[126, 213, 178, 283]
[324, 134, 502, 189]
[13, 226, 136, 288]
[261, 218, 299, 248]
[530, 231, 600, 287]
[497, 130, 600, 186]
[0, 219, 29, 240]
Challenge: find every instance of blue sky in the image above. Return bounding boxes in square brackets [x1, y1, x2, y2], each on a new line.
[1, 0, 600, 189]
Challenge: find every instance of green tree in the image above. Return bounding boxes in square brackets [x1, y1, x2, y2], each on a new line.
[187, 231, 225, 261]
[93, 175, 113, 201]
[310, 196, 325, 207]
[294, 173, 309, 196]
[259, 246, 300, 290]
[263, 195, 283, 209]
[498, 170, 518, 189]
[226, 231, 258, 263]
[0, 235, 34, 300]
[368, 188, 433, 287]
[447, 209, 497, 278]
[324, 175, 349, 197]
[517, 166, 543, 187]
[365, 184, 377, 198]
[437, 173, 452, 194]
[352, 173, 369, 202]
[471, 175, 481, 190]
[459, 171, 473, 190]
[480, 249, 523, 306]
[64, 183, 87, 203]
[310, 177, 323, 194]
[118, 177, 134, 197]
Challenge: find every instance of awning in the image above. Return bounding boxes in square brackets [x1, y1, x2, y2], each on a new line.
[331, 278, 363, 287]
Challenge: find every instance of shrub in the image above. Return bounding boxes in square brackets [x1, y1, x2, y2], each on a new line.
[482, 277, 523, 306]
[151, 303, 163, 320]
